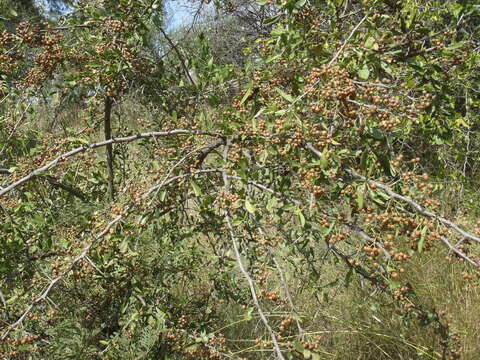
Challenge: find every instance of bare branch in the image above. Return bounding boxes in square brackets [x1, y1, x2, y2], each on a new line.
[159, 27, 196, 86]
[0, 130, 223, 197]
[346, 169, 480, 245]
[221, 139, 286, 360]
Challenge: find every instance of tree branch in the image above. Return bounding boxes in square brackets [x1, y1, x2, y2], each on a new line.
[345, 169, 480, 245]
[306, 143, 480, 266]
[2, 168, 88, 201]
[159, 27, 196, 86]
[0, 166, 221, 340]
[39, 175, 88, 202]
[221, 139, 286, 360]
[0, 130, 223, 197]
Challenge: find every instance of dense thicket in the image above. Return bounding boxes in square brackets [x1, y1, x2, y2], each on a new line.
[1, 0, 480, 359]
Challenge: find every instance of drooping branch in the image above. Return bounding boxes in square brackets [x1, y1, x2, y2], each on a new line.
[346, 169, 480, 245]
[305, 143, 480, 267]
[0, 130, 223, 197]
[228, 160, 480, 269]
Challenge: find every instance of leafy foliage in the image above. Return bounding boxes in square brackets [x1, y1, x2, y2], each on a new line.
[1, 0, 480, 359]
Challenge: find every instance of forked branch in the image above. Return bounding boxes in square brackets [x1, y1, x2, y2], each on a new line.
[0, 130, 223, 197]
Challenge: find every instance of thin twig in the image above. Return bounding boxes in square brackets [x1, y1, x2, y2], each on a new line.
[221, 139, 285, 360]
[254, 222, 304, 335]
[328, 14, 368, 66]
[271, 254, 304, 335]
[159, 27, 196, 86]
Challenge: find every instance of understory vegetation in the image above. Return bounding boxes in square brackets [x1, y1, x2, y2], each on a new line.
[1, 0, 480, 359]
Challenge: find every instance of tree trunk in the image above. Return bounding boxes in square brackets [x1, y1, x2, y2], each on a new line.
[104, 96, 115, 201]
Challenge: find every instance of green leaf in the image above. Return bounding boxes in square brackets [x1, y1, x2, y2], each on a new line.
[66, 137, 89, 144]
[159, 190, 166, 202]
[446, 41, 465, 51]
[245, 200, 256, 214]
[364, 36, 376, 49]
[52, 93, 61, 105]
[357, 65, 370, 80]
[369, 188, 385, 205]
[360, 151, 368, 171]
[319, 153, 328, 169]
[380, 61, 393, 75]
[323, 221, 336, 237]
[244, 307, 254, 321]
[271, 27, 285, 36]
[264, 15, 281, 26]
[190, 180, 202, 197]
[418, 226, 428, 253]
[232, 217, 244, 226]
[356, 184, 365, 209]
[376, 190, 390, 201]
[367, 127, 385, 140]
[266, 198, 278, 211]
[294, 340, 304, 353]
[296, 0, 307, 7]
[344, 267, 354, 287]
[207, 94, 220, 107]
[266, 54, 281, 63]
[275, 87, 294, 103]
[240, 88, 253, 105]
[388, 280, 401, 290]
[297, 210, 306, 227]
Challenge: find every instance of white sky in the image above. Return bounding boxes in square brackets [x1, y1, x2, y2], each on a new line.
[33, 0, 205, 32]
[165, 0, 194, 30]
